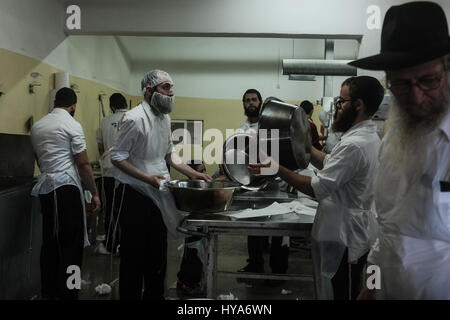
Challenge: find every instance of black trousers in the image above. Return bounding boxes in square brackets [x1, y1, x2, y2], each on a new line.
[39, 185, 84, 300]
[100, 177, 120, 252]
[248, 236, 289, 273]
[177, 235, 203, 287]
[118, 184, 167, 300]
[331, 249, 369, 300]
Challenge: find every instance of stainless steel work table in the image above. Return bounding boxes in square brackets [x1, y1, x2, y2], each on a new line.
[180, 189, 316, 299]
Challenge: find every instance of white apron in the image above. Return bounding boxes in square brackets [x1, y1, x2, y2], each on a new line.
[311, 197, 378, 299]
[31, 166, 90, 247]
[113, 103, 188, 239]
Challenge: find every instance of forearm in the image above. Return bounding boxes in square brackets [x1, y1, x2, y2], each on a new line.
[310, 146, 326, 170]
[165, 153, 197, 178]
[112, 159, 154, 184]
[278, 165, 315, 198]
[77, 163, 99, 196]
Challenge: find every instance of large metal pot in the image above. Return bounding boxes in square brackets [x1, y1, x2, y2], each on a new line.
[222, 132, 271, 191]
[165, 180, 240, 213]
[258, 98, 311, 170]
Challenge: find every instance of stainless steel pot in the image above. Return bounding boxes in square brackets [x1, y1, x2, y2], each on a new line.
[258, 98, 311, 170]
[222, 132, 270, 191]
[165, 180, 240, 213]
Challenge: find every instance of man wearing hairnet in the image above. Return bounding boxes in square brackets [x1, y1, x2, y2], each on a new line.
[250, 76, 385, 300]
[110, 70, 211, 300]
[349, 2, 450, 299]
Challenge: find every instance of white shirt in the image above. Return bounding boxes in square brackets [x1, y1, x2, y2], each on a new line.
[110, 100, 188, 239]
[322, 128, 342, 154]
[369, 111, 450, 299]
[110, 100, 174, 186]
[30, 107, 90, 246]
[312, 120, 380, 217]
[31, 108, 86, 194]
[237, 120, 259, 134]
[96, 109, 127, 177]
[310, 120, 380, 299]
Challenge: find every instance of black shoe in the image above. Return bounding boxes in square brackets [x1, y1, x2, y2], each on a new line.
[176, 280, 205, 298]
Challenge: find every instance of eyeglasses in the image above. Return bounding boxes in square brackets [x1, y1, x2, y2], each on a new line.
[244, 97, 259, 103]
[387, 71, 445, 95]
[335, 98, 354, 108]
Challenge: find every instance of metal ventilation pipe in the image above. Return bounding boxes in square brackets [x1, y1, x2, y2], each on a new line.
[282, 59, 357, 76]
[288, 74, 316, 81]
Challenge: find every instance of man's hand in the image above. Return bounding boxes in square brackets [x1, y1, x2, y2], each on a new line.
[248, 157, 278, 176]
[191, 172, 212, 182]
[248, 162, 271, 175]
[146, 174, 168, 188]
[356, 286, 376, 300]
[91, 194, 101, 214]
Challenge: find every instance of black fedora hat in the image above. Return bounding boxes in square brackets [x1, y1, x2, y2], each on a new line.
[349, 1, 450, 70]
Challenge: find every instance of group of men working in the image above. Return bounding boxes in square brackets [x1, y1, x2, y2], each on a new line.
[30, 1, 449, 300]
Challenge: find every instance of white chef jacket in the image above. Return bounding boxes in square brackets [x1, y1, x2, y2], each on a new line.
[237, 120, 259, 135]
[310, 119, 380, 299]
[110, 100, 187, 238]
[369, 111, 450, 300]
[30, 107, 89, 246]
[96, 109, 127, 177]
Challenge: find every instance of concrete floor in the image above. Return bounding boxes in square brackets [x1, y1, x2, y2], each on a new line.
[79, 219, 315, 300]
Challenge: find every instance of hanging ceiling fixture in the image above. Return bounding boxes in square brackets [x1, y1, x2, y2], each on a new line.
[282, 59, 356, 76]
[288, 74, 316, 81]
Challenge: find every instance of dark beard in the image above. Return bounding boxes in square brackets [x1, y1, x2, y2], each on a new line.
[245, 106, 260, 118]
[332, 103, 358, 133]
[70, 110, 75, 117]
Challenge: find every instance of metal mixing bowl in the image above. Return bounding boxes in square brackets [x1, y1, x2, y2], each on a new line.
[165, 180, 240, 213]
[222, 132, 270, 191]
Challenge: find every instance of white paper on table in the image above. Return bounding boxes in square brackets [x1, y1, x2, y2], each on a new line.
[226, 202, 293, 219]
[279, 199, 318, 217]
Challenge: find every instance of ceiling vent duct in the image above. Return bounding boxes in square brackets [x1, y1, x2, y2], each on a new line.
[288, 74, 316, 81]
[282, 59, 356, 76]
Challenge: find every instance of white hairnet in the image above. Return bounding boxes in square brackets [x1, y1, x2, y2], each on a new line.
[141, 70, 173, 95]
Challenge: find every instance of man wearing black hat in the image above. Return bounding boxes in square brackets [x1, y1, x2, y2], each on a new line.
[31, 87, 101, 299]
[95, 93, 128, 255]
[250, 76, 385, 300]
[350, 2, 450, 299]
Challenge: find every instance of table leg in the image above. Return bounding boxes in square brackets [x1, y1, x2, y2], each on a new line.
[206, 232, 218, 299]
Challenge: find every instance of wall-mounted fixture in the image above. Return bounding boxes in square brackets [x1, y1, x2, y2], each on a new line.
[98, 92, 107, 117]
[29, 72, 42, 94]
[30, 72, 42, 79]
[29, 82, 41, 94]
[70, 83, 80, 93]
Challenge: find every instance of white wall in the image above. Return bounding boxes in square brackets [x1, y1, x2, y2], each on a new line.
[126, 37, 357, 101]
[64, 0, 450, 94]
[44, 36, 132, 92]
[0, 0, 132, 93]
[0, 0, 65, 60]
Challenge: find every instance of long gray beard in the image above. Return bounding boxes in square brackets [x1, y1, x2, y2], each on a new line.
[381, 85, 450, 167]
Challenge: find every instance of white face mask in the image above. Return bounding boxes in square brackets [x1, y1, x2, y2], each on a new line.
[150, 91, 174, 114]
